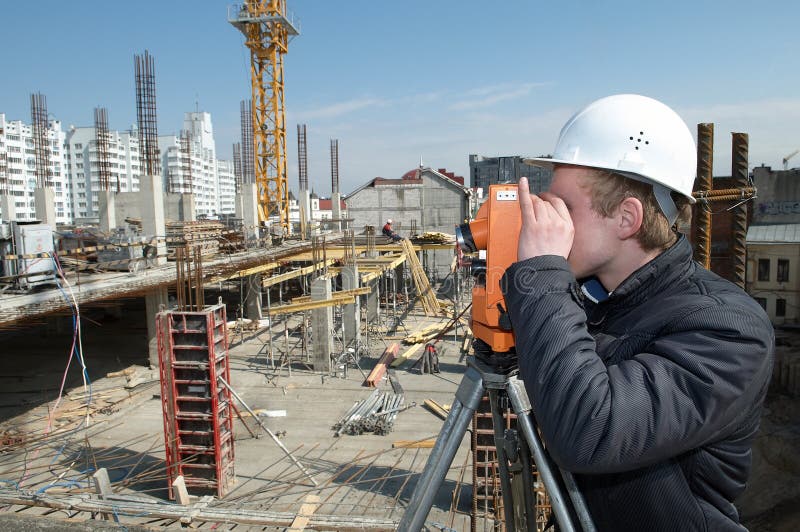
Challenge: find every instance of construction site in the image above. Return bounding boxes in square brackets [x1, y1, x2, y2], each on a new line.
[1, 2, 799, 532]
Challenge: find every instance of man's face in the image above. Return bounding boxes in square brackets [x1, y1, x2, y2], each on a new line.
[547, 166, 618, 280]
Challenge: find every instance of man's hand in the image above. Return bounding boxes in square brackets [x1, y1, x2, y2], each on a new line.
[517, 177, 574, 262]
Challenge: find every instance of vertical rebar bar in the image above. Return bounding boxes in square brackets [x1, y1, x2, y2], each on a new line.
[30, 92, 52, 188]
[134, 51, 159, 177]
[180, 130, 193, 194]
[240, 100, 255, 185]
[233, 142, 243, 194]
[731, 133, 749, 288]
[330, 139, 339, 195]
[94, 107, 114, 191]
[693, 123, 714, 269]
[298, 124, 308, 191]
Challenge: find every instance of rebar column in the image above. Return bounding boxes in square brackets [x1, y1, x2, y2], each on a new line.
[240, 100, 255, 185]
[693, 123, 714, 269]
[30, 92, 52, 188]
[94, 107, 114, 191]
[731, 133, 749, 288]
[134, 51, 160, 177]
[232, 142, 243, 194]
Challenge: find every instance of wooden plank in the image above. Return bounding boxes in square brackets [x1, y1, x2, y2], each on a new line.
[287, 494, 321, 531]
[391, 343, 423, 367]
[364, 343, 400, 387]
[172, 476, 191, 506]
[392, 438, 436, 449]
[268, 296, 356, 316]
[263, 259, 335, 287]
[290, 286, 372, 304]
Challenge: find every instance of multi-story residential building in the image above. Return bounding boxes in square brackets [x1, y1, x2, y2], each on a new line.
[0, 113, 70, 223]
[64, 125, 142, 221]
[159, 112, 234, 219]
[215, 159, 236, 215]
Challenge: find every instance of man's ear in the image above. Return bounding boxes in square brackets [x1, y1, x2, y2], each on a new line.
[617, 197, 644, 239]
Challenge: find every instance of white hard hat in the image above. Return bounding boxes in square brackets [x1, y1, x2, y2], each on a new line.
[525, 94, 697, 222]
[386, 219, 393, 224]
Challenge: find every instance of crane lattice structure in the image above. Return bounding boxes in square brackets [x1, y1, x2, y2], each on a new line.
[229, 1, 299, 232]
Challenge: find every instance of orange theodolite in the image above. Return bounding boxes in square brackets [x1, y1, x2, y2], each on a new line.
[455, 183, 522, 353]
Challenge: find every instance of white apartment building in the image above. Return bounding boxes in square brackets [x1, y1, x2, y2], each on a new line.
[0, 113, 70, 223]
[216, 159, 236, 215]
[159, 111, 234, 219]
[64, 126, 142, 221]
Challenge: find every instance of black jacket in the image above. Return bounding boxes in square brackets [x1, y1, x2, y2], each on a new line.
[501, 236, 774, 531]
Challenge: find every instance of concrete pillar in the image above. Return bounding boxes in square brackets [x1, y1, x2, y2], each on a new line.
[366, 279, 380, 323]
[244, 274, 263, 320]
[34, 188, 56, 226]
[145, 287, 169, 367]
[331, 191, 342, 231]
[236, 183, 260, 243]
[0, 194, 16, 222]
[341, 265, 360, 347]
[98, 189, 116, 232]
[299, 188, 311, 238]
[311, 276, 333, 373]
[139, 174, 167, 266]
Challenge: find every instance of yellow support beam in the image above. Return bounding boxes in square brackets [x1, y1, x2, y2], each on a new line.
[268, 295, 355, 315]
[290, 286, 372, 304]
[262, 259, 335, 287]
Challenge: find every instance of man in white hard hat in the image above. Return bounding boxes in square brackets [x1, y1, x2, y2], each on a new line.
[382, 218, 402, 241]
[502, 94, 773, 531]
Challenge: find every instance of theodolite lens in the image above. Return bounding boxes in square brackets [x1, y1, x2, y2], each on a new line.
[455, 223, 477, 253]
[471, 259, 486, 285]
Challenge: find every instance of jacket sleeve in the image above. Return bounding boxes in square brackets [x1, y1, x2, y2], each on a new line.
[501, 256, 773, 475]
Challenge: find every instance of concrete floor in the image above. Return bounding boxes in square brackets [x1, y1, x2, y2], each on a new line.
[0, 305, 479, 530]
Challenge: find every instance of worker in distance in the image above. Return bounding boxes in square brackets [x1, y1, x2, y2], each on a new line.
[502, 94, 774, 530]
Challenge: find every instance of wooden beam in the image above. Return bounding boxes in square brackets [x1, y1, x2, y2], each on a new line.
[268, 296, 356, 315]
[290, 286, 372, 304]
[262, 259, 335, 287]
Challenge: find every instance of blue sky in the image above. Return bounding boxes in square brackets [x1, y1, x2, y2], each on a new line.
[2, 1, 799, 195]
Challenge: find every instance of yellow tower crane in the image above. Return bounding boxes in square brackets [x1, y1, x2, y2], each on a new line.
[229, 1, 299, 233]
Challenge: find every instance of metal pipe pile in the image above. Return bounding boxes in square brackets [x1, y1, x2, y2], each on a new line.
[332, 390, 408, 436]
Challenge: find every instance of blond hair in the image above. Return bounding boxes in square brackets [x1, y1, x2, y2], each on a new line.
[581, 170, 691, 251]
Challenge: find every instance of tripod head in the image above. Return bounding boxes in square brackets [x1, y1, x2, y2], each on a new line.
[456, 183, 522, 354]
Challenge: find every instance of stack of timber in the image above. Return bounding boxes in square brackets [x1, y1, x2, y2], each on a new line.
[364, 343, 399, 386]
[411, 231, 455, 244]
[400, 238, 441, 315]
[403, 322, 450, 344]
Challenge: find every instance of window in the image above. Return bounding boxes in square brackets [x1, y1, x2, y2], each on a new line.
[778, 259, 790, 283]
[776, 298, 786, 317]
[758, 259, 770, 282]
[754, 297, 767, 311]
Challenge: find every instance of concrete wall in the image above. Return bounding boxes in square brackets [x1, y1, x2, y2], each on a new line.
[345, 169, 468, 236]
[114, 192, 196, 226]
[752, 167, 800, 224]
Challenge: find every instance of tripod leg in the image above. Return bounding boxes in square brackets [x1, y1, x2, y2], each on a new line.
[506, 376, 595, 532]
[398, 367, 486, 532]
[487, 389, 518, 532]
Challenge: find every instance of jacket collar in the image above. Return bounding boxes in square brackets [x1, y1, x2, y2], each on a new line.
[604, 233, 693, 308]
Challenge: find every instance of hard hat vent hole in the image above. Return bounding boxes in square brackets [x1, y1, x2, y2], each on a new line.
[627, 131, 649, 151]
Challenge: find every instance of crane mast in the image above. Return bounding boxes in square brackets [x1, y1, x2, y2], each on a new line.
[229, 1, 299, 232]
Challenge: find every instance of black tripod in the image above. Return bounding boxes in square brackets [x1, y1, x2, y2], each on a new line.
[398, 352, 596, 532]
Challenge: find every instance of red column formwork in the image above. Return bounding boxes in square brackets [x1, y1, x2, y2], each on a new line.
[156, 303, 235, 499]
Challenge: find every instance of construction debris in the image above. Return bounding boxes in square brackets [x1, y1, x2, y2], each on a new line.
[333, 390, 409, 436]
[364, 343, 399, 387]
[410, 232, 455, 244]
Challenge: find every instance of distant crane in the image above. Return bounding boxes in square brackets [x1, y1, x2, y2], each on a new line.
[229, 1, 299, 233]
[783, 149, 800, 170]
